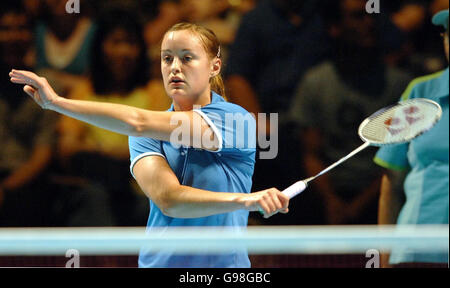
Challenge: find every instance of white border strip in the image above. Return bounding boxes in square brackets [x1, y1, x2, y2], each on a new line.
[130, 152, 166, 179]
[193, 109, 223, 153]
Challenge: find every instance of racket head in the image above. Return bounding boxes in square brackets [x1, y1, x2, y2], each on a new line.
[358, 98, 442, 146]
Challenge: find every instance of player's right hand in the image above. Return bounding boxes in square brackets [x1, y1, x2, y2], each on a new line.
[240, 188, 289, 218]
[9, 69, 60, 110]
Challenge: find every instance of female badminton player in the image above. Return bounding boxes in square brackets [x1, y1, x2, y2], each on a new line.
[9, 23, 289, 268]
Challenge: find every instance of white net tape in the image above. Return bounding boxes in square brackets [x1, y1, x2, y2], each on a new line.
[0, 225, 447, 256]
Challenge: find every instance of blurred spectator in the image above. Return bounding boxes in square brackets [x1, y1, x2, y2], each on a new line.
[287, 0, 412, 224]
[225, 0, 329, 116]
[389, 1, 427, 33]
[411, 0, 450, 74]
[383, 0, 449, 76]
[178, 0, 251, 44]
[0, 2, 51, 225]
[33, 0, 97, 96]
[0, 2, 112, 227]
[143, 0, 256, 78]
[0, 2, 35, 70]
[57, 9, 171, 226]
[23, 0, 41, 25]
[430, 0, 449, 15]
[92, 0, 183, 78]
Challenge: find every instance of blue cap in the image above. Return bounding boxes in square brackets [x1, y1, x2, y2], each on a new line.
[432, 9, 448, 30]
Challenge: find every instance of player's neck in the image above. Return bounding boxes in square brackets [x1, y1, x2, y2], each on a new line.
[173, 89, 212, 111]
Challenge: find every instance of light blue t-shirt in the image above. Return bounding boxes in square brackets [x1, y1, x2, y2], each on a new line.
[374, 68, 449, 264]
[129, 92, 256, 268]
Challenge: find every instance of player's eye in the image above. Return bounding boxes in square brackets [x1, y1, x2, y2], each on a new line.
[162, 55, 172, 63]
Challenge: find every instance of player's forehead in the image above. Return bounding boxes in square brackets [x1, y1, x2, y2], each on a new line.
[161, 30, 205, 54]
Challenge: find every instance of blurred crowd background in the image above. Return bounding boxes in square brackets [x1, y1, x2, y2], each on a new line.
[0, 0, 448, 227]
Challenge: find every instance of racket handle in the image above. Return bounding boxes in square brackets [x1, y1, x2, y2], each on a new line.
[282, 180, 308, 199]
[258, 180, 308, 216]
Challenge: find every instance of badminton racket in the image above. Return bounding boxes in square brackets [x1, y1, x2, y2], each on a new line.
[282, 98, 442, 199]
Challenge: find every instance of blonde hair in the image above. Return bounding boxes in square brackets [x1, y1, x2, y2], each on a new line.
[165, 22, 226, 100]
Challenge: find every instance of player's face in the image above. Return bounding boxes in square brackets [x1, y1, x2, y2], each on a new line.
[161, 30, 214, 110]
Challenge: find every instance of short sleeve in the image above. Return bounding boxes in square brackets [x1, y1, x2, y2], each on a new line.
[129, 136, 166, 179]
[193, 102, 256, 154]
[373, 144, 410, 171]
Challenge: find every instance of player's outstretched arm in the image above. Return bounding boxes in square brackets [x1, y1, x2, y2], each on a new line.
[9, 69, 219, 150]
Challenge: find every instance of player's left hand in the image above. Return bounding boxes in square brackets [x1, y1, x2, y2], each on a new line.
[9, 69, 60, 110]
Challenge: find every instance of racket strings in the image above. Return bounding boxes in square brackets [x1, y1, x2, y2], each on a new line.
[359, 100, 441, 145]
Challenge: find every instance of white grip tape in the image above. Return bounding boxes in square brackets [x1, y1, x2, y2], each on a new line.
[282, 181, 308, 199]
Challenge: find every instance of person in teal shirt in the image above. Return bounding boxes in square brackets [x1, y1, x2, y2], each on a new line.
[374, 9, 449, 268]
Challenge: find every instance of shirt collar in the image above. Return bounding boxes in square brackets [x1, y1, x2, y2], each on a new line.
[168, 91, 225, 111]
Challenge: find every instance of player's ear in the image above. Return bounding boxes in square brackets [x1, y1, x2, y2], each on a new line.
[210, 58, 221, 78]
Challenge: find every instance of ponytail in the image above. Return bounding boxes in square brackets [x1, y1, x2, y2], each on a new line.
[210, 74, 227, 100]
